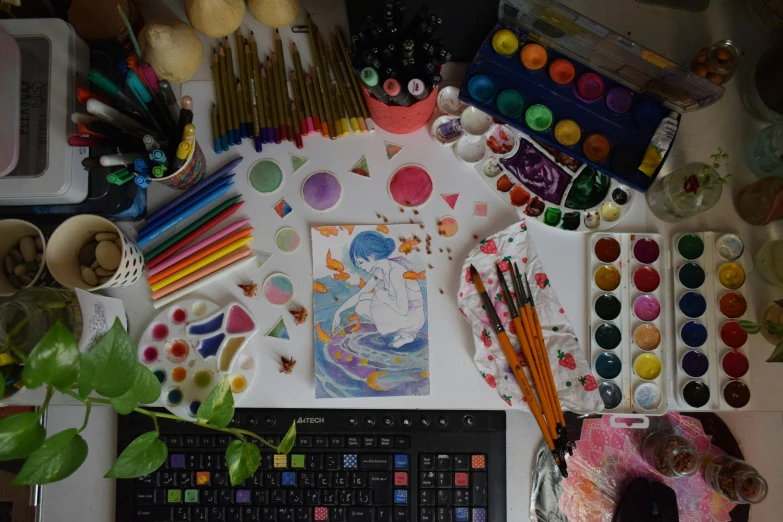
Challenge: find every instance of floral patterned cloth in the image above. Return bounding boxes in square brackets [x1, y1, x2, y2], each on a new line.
[558, 413, 736, 522]
[457, 220, 601, 412]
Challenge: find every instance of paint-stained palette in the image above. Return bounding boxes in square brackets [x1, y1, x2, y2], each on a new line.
[137, 299, 258, 419]
[588, 233, 669, 415]
[671, 232, 751, 411]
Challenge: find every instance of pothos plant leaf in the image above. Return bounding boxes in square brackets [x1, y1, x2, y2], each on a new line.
[13, 428, 88, 485]
[84, 318, 137, 398]
[0, 412, 46, 461]
[766, 340, 783, 363]
[76, 353, 95, 398]
[22, 321, 80, 390]
[111, 363, 163, 414]
[226, 440, 260, 486]
[197, 376, 234, 429]
[738, 320, 761, 335]
[105, 432, 168, 479]
[278, 421, 297, 454]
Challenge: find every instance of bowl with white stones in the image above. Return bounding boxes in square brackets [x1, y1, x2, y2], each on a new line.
[0, 219, 52, 297]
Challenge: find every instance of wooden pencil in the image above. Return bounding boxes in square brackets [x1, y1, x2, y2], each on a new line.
[261, 64, 275, 143]
[246, 41, 265, 145]
[224, 36, 245, 139]
[235, 29, 252, 131]
[333, 25, 372, 130]
[244, 44, 262, 152]
[270, 54, 287, 142]
[211, 50, 228, 147]
[307, 13, 330, 137]
[330, 35, 367, 132]
[290, 101, 303, 149]
[275, 30, 294, 142]
[291, 70, 307, 137]
[249, 32, 272, 142]
[291, 42, 313, 134]
[326, 42, 359, 133]
[334, 83, 349, 137]
[305, 72, 322, 132]
[211, 103, 220, 153]
[309, 67, 327, 136]
[317, 28, 340, 139]
[219, 44, 239, 144]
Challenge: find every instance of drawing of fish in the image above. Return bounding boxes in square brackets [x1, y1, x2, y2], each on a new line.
[349, 320, 361, 333]
[339, 225, 355, 235]
[399, 237, 421, 255]
[326, 249, 345, 273]
[313, 281, 328, 293]
[358, 278, 366, 288]
[333, 272, 350, 282]
[315, 226, 339, 237]
[316, 322, 331, 342]
[348, 313, 358, 321]
[376, 225, 389, 234]
[403, 270, 426, 280]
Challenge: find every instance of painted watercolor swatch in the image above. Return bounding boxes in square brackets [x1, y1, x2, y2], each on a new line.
[312, 224, 430, 399]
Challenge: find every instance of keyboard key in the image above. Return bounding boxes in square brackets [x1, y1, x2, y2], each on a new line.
[264, 471, 281, 488]
[244, 506, 262, 521]
[299, 472, 315, 488]
[362, 436, 376, 448]
[184, 435, 199, 447]
[261, 506, 277, 521]
[316, 471, 331, 488]
[360, 455, 391, 470]
[136, 473, 158, 487]
[314, 435, 329, 448]
[472, 508, 486, 522]
[185, 489, 199, 503]
[329, 436, 344, 448]
[338, 489, 354, 506]
[393, 490, 407, 505]
[393, 455, 408, 470]
[134, 507, 172, 521]
[296, 435, 312, 448]
[436, 507, 451, 522]
[436, 490, 450, 506]
[470, 455, 485, 469]
[454, 507, 469, 522]
[203, 454, 219, 470]
[393, 472, 407, 486]
[274, 455, 288, 468]
[216, 436, 231, 447]
[282, 472, 297, 486]
[267, 436, 281, 446]
[454, 473, 468, 488]
[173, 506, 190, 521]
[202, 489, 217, 505]
[253, 489, 268, 505]
[420, 455, 434, 470]
[170, 454, 186, 469]
[393, 506, 409, 522]
[420, 471, 435, 488]
[322, 489, 337, 505]
[261, 454, 274, 471]
[291, 454, 306, 469]
[376, 506, 391, 522]
[270, 489, 286, 505]
[214, 472, 230, 488]
[296, 506, 312, 521]
[194, 506, 208, 521]
[287, 489, 303, 505]
[330, 506, 347, 522]
[314, 507, 329, 521]
[351, 472, 366, 488]
[420, 508, 435, 522]
[177, 471, 193, 487]
[436, 472, 451, 488]
[168, 436, 183, 448]
[453, 490, 469, 506]
[325, 454, 341, 470]
[210, 506, 226, 521]
[236, 490, 251, 504]
[187, 454, 201, 470]
[200, 436, 215, 448]
[436, 455, 452, 470]
[379, 436, 393, 449]
[305, 490, 321, 505]
[168, 490, 182, 504]
[471, 473, 487, 506]
[348, 507, 373, 521]
[343, 454, 358, 469]
[306, 454, 323, 470]
[347, 436, 361, 448]
[453, 455, 469, 471]
[220, 489, 234, 505]
[135, 489, 158, 506]
[279, 507, 295, 521]
[194, 471, 210, 486]
[419, 490, 434, 507]
[394, 436, 410, 449]
[333, 472, 348, 487]
[356, 489, 371, 506]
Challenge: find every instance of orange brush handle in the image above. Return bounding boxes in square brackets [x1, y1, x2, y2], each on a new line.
[531, 306, 566, 426]
[521, 304, 560, 426]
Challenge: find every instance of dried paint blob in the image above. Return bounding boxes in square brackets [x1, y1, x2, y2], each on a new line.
[682, 350, 709, 378]
[633, 295, 661, 322]
[171, 308, 187, 324]
[525, 197, 545, 216]
[167, 340, 189, 363]
[388, 165, 433, 207]
[525, 104, 553, 132]
[719, 291, 747, 318]
[486, 125, 517, 155]
[238, 354, 254, 370]
[193, 370, 212, 389]
[496, 90, 524, 118]
[720, 320, 748, 348]
[723, 380, 750, 408]
[166, 387, 183, 405]
[679, 262, 705, 289]
[679, 291, 707, 318]
[634, 324, 661, 351]
[483, 159, 503, 178]
[583, 134, 611, 162]
[595, 352, 622, 379]
[681, 320, 708, 348]
[634, 353, 662, 381]
[718, 262, 745, 290]
[595, 322, 621, 350]
[722, 350, 749, 378]
[682, 379, 710, 408]
[562, 212, 580, 230]
[192, 301, 207, 316]
[595, 294, 621, 320]
[599, 201, 621, 222]
[554, 120, 581, 147]
[437, 216, 459, 238]
[520, 43, 547, 70]
[510, 185, 531, 207]
[248, 159, 283, 194]
[634, 382, 663, 411]
[633, 266, 660, 292]
[599, 381, 622, 410]
[467, 75, 496, 103]
[301, 171, 342, 212]
[595, 237, 620, 263]
[576, 73, 605, 101]
[605, 87, 633, 114]
[677, 234, 704, 260]
[172, 367, 187, 382]
[715, 234, 744, 261]
[275, 227, 301, 253]
[594, 265, 621, 291]
[143, 346, 159, 363]
[151, 323, 169, 341]
[491, 29, 519, 56]
[633, 237, 660, 264]
[230, 374, 248, 393]
[584, 211, 600, 229]
[612, 187, 630, 205]
[263, 273, 295, 306]
[549, 59, 576, 85]
[227, 305, 255, 334]
[543, 207, 562, 227]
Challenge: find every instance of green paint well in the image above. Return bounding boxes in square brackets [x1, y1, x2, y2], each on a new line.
[525, 104, 553, 132]
[497, 90, 524, 118]
[679, 262, 706, 289]
[595, 323, 621, 350]
[543, 207, 562, 226]
[678, 234, 704, 260]
[248, 159, 283, 194]
[193, 371, 212, 389]
[564, 167, 610, 210]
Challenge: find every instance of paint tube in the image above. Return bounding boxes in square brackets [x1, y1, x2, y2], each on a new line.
[639, 111, 679, 177]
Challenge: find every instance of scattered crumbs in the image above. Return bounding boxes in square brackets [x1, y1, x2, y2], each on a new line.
[409, 219, 415, 224]
[290, 307, 308, 325]
[376, 212, 381, 218]
[414, 247, 420, 252]
[426, 235, 432, 241]
[399, 207, 404, 213]
[413, 209, 419, 215]
[447, 248, 452, 253]
[448, 256, 453, 260]
[473, 234, 479, 240]
[439, 248, 443, 253]
[419, 224, 425, 230]
[334, 297, 339, 302]
[383, 216, 389, 223]
[439, 289, 444, 295]
[280, 356, 297, 374]
[428, 264, 434, 269]
[238, 282, 258, 298]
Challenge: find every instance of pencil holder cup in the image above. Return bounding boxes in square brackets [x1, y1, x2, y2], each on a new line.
[0, 219, 55, 297]
[47, 215, 145, 291]
[152, 141, 206, 190]
[362, 86, 439, 134]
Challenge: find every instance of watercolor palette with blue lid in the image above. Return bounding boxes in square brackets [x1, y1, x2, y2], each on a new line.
[671, 232, 752, 411]
[137, 299, 259, 419]
[588, 233, 670, 415]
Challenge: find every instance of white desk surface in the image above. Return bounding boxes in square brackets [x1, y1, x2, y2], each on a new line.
[12, 0, 783, 520]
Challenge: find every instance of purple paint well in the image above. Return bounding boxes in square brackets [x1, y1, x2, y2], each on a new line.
[633, 237, 660, 264]
[500, 138, 572, 205]
[143, 346, 158, 363]
[302, 171, 342, 211]
[633, 294, 661, 321]
[575, 73, 604, 102]
[605, 87, 633, 114]
[682, 349, 709, 377]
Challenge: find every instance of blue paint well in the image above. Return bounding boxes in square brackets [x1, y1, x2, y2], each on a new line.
[197, 333, 225, 359]
[153, 368, 167, 384]
[188, 401, 201, 416]
[467, 75, 496, 103]
[633, 100, 663, 129]
[167, 388, 183, 405]
[188, 313, 224, 335]
[681, 320, 708, 348]
[679, 291, 706, 318]
[595, 352, 622, 379]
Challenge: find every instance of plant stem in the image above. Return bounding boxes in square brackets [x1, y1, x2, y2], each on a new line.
[151, 412, 160, 435]
[60, 388, 112, 406]
[40, 385, 54, 413]
[79, 401, 92, 433]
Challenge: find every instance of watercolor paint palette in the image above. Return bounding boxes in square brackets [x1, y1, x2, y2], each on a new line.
[460, 23, 680, 193]
[588, 233, 669, 415]
[671, 232, 752, 411]
[473, 127, 634, 231]
[137, 299, 259, 419]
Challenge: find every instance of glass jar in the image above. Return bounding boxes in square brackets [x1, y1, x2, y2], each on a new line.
[645, 162, 723, 222]
[735, 176, 783, 225]
[704, 455, 768, 504]
[690, 40, 741, 85]
[760, 302, 783, 345]
[756, 240, 783, 287]
[743, 125, 783, 178]
[642, 431, 699, 477]
[740, 44, 783, 124]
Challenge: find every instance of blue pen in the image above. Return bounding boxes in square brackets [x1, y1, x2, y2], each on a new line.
[140, 174, 235, 233]
[137, 183, 234, 246]
[150, 150, 167, 164]
[134, 174, 150, 188]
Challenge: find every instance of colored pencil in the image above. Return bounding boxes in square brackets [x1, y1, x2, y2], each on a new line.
[137, 184, 234, 247]
[219, 44, 239, 144]
[235, 28, 252, 133]
[292, 42, 313, 133]
[275, 30, 294, 142]
[247, 37, 267, 144]
[261, 64, 276, 144]
[140, 175, 235, 234]
[330, 36, 367, 133]
[290, 101, 303, 149]
[223, 37, 243, 139]
[148, 219, 251, 277]
[244, 44, 262, 152]
[250, 33, 273, 143]
[469, 265, 567, 478]
[291, 71, 307, 138]
[269, 54, 285, 142]
[146, 197, 243, 264]
[211, 50, 229, 150]
[236, 79, 249, 142]
[307, 14, 331, 137]
[317, 28, 340, 140]
[152, 253, 254, 308]
[211, 103, 221, 154]
[333, 26, 372, 130]
[334, 83, 349, 137]
[146, 156, 242, 223]
[305, 72, 321, 133]
[326, 42, 360, 133]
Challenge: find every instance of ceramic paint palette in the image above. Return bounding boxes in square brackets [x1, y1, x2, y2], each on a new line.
[588, 233, 669, 414]
[671, 232, 752, 410]
[137, 299, 259, 419]
[473, 129, 634, 232]
[460, 23, 679, 193]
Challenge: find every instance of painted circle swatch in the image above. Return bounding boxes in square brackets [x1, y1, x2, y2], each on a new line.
[388, 165, 434, 207]
[247, 159, 283, 194]
[275, 227, 301, 253]
[437, 216, 459, 238]
[723, 380, 750, 408]
[263, 273, 294, 306]
[301, 171, 342, 211]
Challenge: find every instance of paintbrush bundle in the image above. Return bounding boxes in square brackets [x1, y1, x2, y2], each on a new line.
[350, 2, 448, 107]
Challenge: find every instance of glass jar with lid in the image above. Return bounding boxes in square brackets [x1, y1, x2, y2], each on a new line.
[704, 455, 768, 504]
[642, 430, 699, 477]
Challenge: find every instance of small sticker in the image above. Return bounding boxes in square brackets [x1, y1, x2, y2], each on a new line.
[384, 141, 403, 160]
[474, 202, 488, 217]
[441, 193, 459, 210]
[349, 156, 371, 178]
[266, 317, 290, 340]
[273, 198, 293, 219]
[290, 153, 309, 174]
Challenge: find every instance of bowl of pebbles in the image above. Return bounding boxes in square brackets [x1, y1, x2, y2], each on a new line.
[46, 215, 145, 291]
[0, 220, 51, 297]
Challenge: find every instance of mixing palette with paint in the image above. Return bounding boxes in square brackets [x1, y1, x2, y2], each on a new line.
[137, 299, 259, 419]
[671, 232, 752, 410]
[460, 23, 679, 193]
[588, 233, 669, 414]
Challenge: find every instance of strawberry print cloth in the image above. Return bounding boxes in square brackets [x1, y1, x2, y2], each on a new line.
[457, 220, 602, 412]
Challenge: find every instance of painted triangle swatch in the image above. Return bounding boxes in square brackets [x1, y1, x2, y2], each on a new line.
[384, 141, 403, 160]
[290, 153, 309, 174]
[266, 317, 290, 340]
[349, 156, 370, 178]
[254, 250, 272, 268]
[441, 193, 459, 210]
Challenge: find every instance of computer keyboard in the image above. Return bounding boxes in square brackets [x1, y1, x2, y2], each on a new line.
[117, 409, 506, 522]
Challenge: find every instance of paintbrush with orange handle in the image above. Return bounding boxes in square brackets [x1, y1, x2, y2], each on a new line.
[470, 265, 568, 477]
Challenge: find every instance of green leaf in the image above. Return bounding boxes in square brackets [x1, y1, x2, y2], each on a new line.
[111, 389, 138, 415]
[13, 428, 88, 485]
[767, 340, 783, 363]
[22, 322, 80, 390]
[0, 412, 45, 461]
[225, 440, 260, 486]
[132, 364, 162, 404]
[277, 421, 297, 454]
[76, 353, 95, 397]
[738, 320, 762, 334]
[766, 321, 783, 339]
[197, 376, 234, 428]
[105, 431, 167, 478]
[84, 318, 137, 398]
